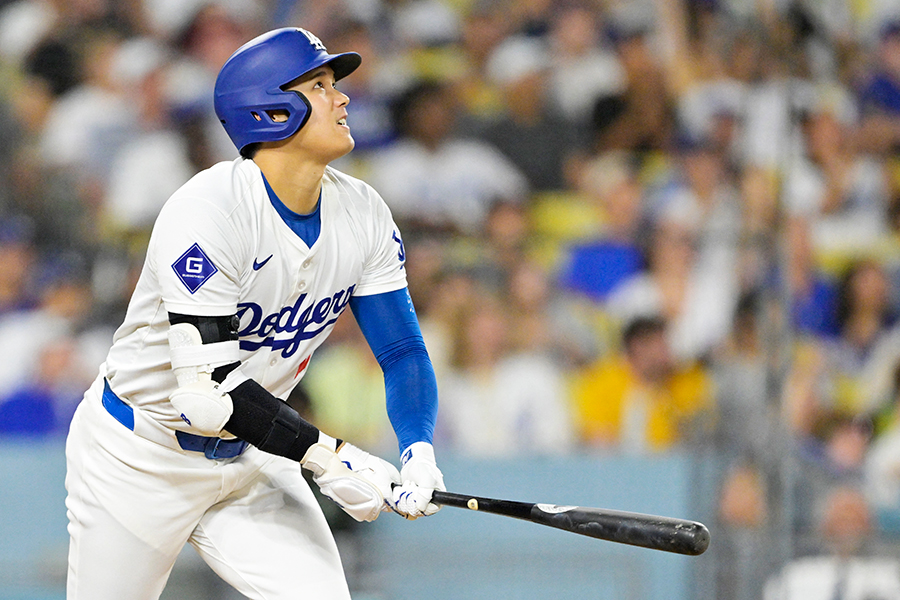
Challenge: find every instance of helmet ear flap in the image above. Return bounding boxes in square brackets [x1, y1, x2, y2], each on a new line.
[289, 91, 313, 133]
[237, 91, 312, 155]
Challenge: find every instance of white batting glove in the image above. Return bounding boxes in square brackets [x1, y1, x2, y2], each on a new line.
[301, 442, 399, 522]
[392, 441, 445, 520]
[336, 442, 401, 509]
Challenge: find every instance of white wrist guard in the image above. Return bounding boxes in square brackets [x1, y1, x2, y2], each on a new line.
[167, 322, 238, 435]
[301, 443, 386, 522]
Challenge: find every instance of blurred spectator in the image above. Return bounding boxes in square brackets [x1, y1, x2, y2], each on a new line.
[786, 218, 842, 338]
[556, 151, 646, 303]
[807, 260, 899, 417]
[0, 336, 88, 436]
[837, 259, 896, 351]
[412, 266, 480, 381]
[792, 411, 873, 535]
[434, 285, 574, 457]
[856, 19, 900, 156]
[443, 199, 536, 308]
[590, 21, 675, 157]
[730, 35, 812, 172]
[164, 2, 259, 165]
[101, 37, 194, 247]
[546, 2, 625, 127]
[453, 0, 510, 125]
[0, 0, 59, 67]
[735, 165, 780, 292]
[649, 131, 742, 246]
[673, 27, 757, 169]
[0, 252, 104, 435]
[0, 215, 37, 315]
[450, 198, 600, 364]
[783, 89, 890, 259]
[606, 199, 738, 362]
[505, 257, 599, 367]
[506, 0, 554, 37]
[367, 80, 528, 235]
[763, 485, 900, 600]
[478, 34, 583, 191]
[0, 0, 126, 68]
[711, 291, 773, 461]
[389, 0, 461, 50]
[715, 462, 772, 600]
[570, 315, 714, 453]
[37, 26, 131, 179]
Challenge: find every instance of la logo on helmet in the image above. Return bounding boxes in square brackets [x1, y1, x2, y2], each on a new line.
[299, 28, 327, 51]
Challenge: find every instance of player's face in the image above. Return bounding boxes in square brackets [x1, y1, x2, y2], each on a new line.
[284, 65, 354, 162]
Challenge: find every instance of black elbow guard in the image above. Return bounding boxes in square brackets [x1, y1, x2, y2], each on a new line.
[225, 380, 319, 462]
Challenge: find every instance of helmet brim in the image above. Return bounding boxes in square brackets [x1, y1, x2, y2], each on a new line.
[326, 52, 362, 81]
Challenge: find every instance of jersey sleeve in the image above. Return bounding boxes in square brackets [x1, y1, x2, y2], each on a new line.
[352, 186, 408, 297]
[148, 194, 246, 316]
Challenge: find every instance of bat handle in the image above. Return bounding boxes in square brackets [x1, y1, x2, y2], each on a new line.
[431, 490, 470, 508]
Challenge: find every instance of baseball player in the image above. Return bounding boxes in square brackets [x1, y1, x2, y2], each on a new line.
[64, 27, 445, 599]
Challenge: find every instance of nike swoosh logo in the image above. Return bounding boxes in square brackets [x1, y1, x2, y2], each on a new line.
[253, 255, 273, 271]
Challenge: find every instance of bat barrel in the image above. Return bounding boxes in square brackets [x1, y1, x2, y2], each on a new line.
[532, 506, 710, 556]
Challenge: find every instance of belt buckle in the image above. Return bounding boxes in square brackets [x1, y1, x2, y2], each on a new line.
[204, 437, 245, 460]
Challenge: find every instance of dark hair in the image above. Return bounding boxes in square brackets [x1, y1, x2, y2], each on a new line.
[25, 40, 81, 97]
[834, 260, 890, 332]
[241, 143, 261, 160]
[390, 80, 449, 138]
[622, 315, 666, 348]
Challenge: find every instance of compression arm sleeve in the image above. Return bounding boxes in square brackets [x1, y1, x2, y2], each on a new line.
[349, 288, 438, 453]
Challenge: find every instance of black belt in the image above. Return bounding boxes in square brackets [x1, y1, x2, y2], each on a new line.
[102, 379, 247, 460]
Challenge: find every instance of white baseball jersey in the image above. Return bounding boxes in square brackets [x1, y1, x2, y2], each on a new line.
[66, 157, 407, 600]
[101, 157, 407, 433]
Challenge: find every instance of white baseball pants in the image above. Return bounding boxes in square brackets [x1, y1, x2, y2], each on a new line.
[64, 383, 351, 600]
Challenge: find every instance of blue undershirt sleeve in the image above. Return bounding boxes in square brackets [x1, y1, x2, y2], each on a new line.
[349, 288, 438, 453]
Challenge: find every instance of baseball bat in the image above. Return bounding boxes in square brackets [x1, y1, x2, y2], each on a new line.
[431, 490, 710, 556]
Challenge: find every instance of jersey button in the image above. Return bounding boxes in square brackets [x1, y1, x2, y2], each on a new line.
[297, 280, 307, 291]
[301, 258, 312, 269]
[270, 358, 277, 366]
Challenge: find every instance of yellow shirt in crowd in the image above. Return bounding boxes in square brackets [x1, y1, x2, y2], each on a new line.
[571, 356, 714, 452]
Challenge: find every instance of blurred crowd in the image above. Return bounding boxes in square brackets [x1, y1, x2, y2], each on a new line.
[8, 0, 900, 597]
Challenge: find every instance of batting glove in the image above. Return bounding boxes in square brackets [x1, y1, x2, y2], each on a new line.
[392, 441, 445, 520]
[337, 442, 401, 508]
[301, 442, 399, 522]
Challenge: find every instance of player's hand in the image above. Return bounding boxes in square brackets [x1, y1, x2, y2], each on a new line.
[392, 441, 445, 520]
[300, 442, 398, 522]
[336, 442, 401, 511]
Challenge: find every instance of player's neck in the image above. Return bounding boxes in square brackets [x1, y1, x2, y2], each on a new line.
[253, 155, 324, 214]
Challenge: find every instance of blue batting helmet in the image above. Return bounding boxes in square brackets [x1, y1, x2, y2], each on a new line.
[214, 27, 361, 153]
